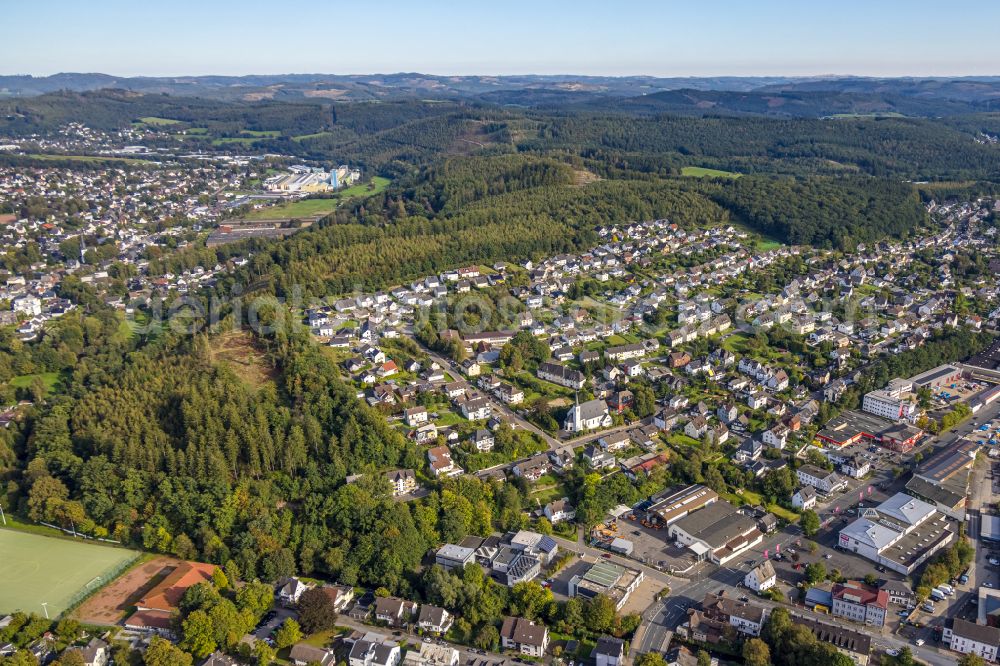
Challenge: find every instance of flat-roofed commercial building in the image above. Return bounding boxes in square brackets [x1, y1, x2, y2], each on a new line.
[647, 484, 718, 526]
[815, 410, 893, 448]
[838, 492, 957, 575]
[668, 500, 763, 566]
[568, 560, 644, 611]
[909, 364, 964, 390]
[915, 438, 980, 486]
[905, 475, 967, 520]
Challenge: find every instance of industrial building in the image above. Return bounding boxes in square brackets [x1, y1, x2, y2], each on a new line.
[838, 493, 957, 575]
[668, 499, 763, 566]
[568, 560, 644, 610]
[647, 484, 719, 526]
[264, 165, 359, 193]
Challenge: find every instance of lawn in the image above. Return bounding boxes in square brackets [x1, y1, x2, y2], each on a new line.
[337, 176, 391, 198]
[136, 116, 182, 126]
[9, 372, 62, 396]
[681, 166, 741, 179]
[245, 198, 340, 220]
[0, 529, 139, 617]
[292, 132, 333, 142]
[769, 504, 800, 523]
[666, 433, 702, 449]
[433, 410, 467, 427]
[722, 333, 752, 354]
[755, 239, 784, 251]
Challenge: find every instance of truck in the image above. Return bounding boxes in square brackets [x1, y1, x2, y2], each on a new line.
[930, 588, 947, 602]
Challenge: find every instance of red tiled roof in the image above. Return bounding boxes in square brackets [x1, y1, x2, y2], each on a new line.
[124, 609, 174, 631]
[136, 561, 216, 612]
[833, 581, 889, 609]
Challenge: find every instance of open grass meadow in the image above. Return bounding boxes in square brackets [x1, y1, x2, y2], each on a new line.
[135, 116, 182, 126]
[245, 198, 340, 220]
[9, 372, 63, 396]
[680, 166, 741, 179]
[0, 529, 139, 617]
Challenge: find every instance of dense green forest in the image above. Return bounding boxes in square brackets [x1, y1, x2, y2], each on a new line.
[5, 91, 1000, 181]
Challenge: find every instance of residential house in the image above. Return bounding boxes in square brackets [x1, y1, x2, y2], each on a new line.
[499, 617, 549, 657]
[744, 561, 777, 594]
[792, 486, 817, 510]
[591, 636, 625, 666]
[386, 469, 418, 497]
[290, 644, 335, 666]
[685, 415, 709, 439]
[427, 446, 461, 477]
[797, 465, 844, 494]
[942, 619, 1000, 662]
[417, 606, 453, 634]
[582, 444, 616, 470]
[599, 432, 631, 452]
[348, 634, 401, 666]
[831, 581, 889, 628]
[276, 576, 312, 606]
[404, 407, 428, 428]
[762, 424, 789, 449]
[461, 397, 492, 421]
[544, 498, 576, 524]
[373, 597, 418, 627]
[472, 429, 495, 452]
[67, 639, 108, 666]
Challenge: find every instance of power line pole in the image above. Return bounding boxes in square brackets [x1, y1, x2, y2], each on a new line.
[0, 503, 6, 526]
[41, 602, 49, 620]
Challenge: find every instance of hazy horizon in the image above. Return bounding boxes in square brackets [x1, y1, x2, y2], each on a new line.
[7, 0, 1000, 78]
[5, 71, 1000, 80]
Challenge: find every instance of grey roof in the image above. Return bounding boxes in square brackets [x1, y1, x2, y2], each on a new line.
[500, 617, 547, 647]
[418, 605, 449, 627]
[576, 398, 609, 420]
[950, 618, 1000, 646]
[672, 501, 758, 549]
[839, 518, 899, 550]
[290, 644, 332, 665]
[436, 544, 475, 562]
[876, 492, 935, 527]
[591, 636, 625, 659]
[748, 560, 775, 581]
[796, 485, 816, 500]
[905, 475, 964, 508]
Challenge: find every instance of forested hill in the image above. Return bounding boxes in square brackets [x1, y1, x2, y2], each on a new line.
[0, 86, 993, 591]
[5, 90, 1000, 180]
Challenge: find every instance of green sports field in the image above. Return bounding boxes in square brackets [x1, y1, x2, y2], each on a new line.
[0, 529, 138, 616]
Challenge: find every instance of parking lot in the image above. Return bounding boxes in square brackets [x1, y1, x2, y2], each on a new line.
[591, 515, 699, 574]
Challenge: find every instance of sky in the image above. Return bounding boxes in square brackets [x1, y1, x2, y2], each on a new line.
[5, 0, 1000, 78]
